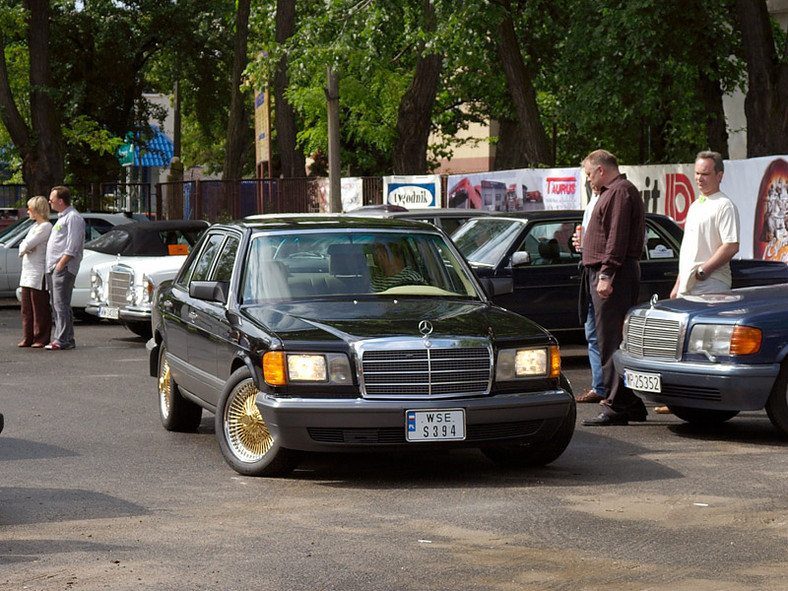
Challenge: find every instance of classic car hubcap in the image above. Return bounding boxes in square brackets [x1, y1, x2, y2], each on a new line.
[225, 380, 273, 462]
[159, 356, 171, 417]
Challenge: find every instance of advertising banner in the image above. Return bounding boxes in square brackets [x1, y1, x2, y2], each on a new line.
[446, 168, 581, 213]
[383, 175, 441, 208]
[448, 155, 788, 260]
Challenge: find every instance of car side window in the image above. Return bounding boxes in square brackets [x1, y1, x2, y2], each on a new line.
[181, 233, 224, 286]
[86, 220, 114, 242]
[212, 235, 239, 282]
[643, 224, 678, 261]
[516, 222, 580, 265]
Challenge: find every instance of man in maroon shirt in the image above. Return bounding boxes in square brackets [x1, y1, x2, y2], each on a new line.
[580, 150, 648, 426]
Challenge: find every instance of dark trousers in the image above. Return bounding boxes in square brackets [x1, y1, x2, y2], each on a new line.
[20, 285, 52, 346]
[588, 259, 646, 417]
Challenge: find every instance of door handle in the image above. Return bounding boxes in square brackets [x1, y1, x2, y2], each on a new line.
[188, 311, 198, 320]
[162, 301, 173, 310]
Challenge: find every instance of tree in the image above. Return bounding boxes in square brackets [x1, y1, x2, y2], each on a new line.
[222, 0, 253, 181]
[392, 0, 442, 174]
[494, 1, 552, 166]
[272, 0, 306, 178]
[550, 0, 744, 165]
[0, 0, 64, 195]
[735, 0, 788, 157]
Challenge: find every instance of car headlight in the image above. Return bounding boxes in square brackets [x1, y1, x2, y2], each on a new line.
[262, 352, 353, 386]
[140, 275, 154, 305]
[687, 324, 762, 357]
[89, 271, 103, 301]
[496, 345, 560, 380]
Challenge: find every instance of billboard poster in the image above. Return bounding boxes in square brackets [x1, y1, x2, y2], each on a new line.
[446, 168, 581, 212]
[383, 175, 441, 208]
[621, 155, 788, 259]
[448, 155, 788, 260]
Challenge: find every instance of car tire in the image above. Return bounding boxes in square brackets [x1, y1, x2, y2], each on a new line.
[158, 344, 202, 432]
[215, 367, 299, 477]
[125, 320, 152, 339]
[481, 396, 576, 468]
[669, 405, 739, 425]
[765, 363, 788, 436]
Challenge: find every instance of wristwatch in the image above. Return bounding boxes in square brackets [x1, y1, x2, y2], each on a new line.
[697, 267, 706, 279]
[599, 273, 611, 280]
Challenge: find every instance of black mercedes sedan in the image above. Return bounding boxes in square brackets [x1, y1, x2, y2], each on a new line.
[451, 211, 788, 338]
[148, 215, 575, 476]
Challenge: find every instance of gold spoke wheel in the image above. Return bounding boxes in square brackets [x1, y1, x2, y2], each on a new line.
[224, 380, 273, 462]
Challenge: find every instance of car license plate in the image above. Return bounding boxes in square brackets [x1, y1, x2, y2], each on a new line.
[406, 409, 465, 442]
[624, 369, 661, 393]
[99, 306, 119, 320]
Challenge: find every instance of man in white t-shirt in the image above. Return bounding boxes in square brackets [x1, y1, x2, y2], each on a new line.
[670, 151, 740, 299]
[660, 151, 740, 415]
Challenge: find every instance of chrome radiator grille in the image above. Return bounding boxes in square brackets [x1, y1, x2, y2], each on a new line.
[623, 311, 684, 359]
[360, 345, 492, 399]
[107, 269, 132, 308]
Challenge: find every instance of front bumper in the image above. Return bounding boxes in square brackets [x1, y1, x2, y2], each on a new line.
[86, 301, 151, 321]
[613, 349, 779, 411]
[255, 389, 573, 453]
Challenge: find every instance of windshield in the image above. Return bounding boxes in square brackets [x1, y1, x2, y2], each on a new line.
[0, 217, 33, 245]
[242, 230, 479, 302]
[451, 218, 525, 266]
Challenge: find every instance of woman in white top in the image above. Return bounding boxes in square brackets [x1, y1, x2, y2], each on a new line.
[18, 196, 53, 347]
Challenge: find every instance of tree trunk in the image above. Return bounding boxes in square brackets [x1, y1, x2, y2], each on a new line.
[735, 0, 788, 156]
[493, 118, 530, 171]
[698, 71, 729, 158]
[274, 0, 306, 178]
[495, 6, 552, 167]
[223, 0, 252, 181]
[0, 0, 64, 196]
[392, 0, 442, 175]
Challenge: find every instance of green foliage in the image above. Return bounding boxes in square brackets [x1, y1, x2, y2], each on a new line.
[0, 0, 764, 187]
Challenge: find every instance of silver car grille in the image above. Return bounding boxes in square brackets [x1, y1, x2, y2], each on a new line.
[623, 309, 685, 359]
[359, 339, 492, 399]
[108, 268, 133, 308]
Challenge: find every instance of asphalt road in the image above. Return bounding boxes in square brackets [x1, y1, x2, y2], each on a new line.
[1, 303, 787, 590]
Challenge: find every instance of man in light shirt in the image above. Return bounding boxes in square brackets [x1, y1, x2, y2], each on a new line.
[661, 151, 739, 414]
[45, 186, 85, 350]
[671, 151, 740, 299]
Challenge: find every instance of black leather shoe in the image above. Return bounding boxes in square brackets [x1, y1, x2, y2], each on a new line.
[582, 412, 629, 426]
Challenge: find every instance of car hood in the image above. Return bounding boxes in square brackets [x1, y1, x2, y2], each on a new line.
[242, 298, 551, 346]
[642, 283, 788, 321]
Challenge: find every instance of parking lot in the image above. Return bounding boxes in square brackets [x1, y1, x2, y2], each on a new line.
[1, 302, 787, 590]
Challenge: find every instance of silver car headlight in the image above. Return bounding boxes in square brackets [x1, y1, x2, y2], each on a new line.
[496, 346, 560, 380]
[140, 274, 154, 306]
[89, 271, 103, 301]
[688, 324, 762, 357]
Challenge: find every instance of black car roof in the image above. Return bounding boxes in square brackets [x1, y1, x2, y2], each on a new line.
[345, 207, 491, 218]
[86, 219, 209, 256]
[235, 214, 442, 232]
[480, 209, 675, 222]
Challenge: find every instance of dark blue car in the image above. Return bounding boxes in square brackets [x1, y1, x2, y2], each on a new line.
[613, 284, 788, 435]
[452, 211, 788, 339]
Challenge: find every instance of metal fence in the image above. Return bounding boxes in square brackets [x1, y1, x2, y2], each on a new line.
[1, 176, 450, 222]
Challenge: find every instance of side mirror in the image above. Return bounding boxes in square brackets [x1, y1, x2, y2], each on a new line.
[511, 251, 531, 267]
[189, 280, 229, 304]
[479, 277, 514, 297]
